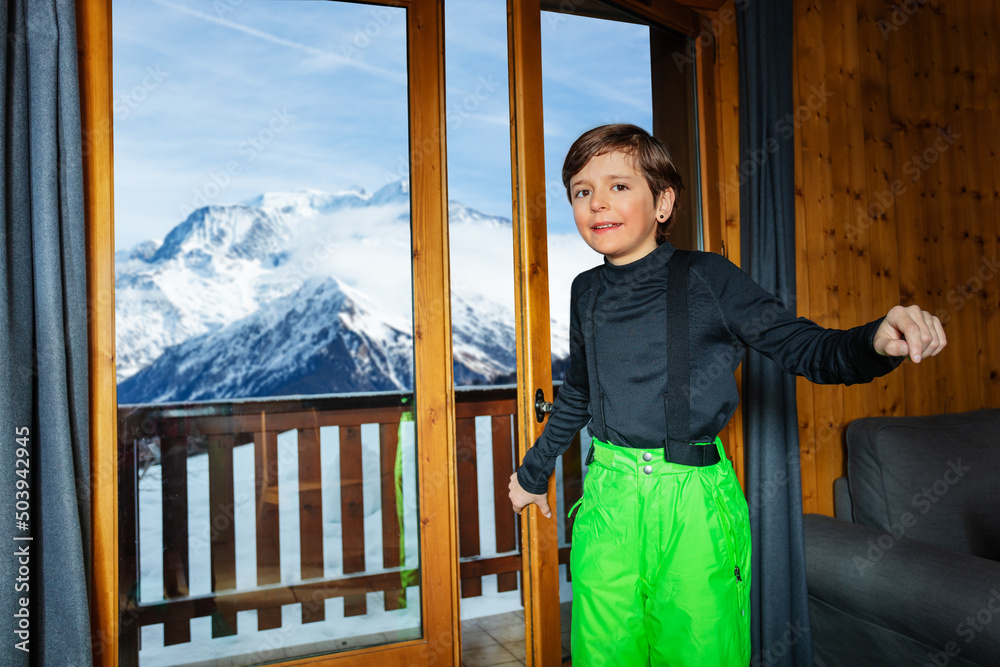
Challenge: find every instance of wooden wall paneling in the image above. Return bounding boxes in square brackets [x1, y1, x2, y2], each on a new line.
[794, 0, 1000, 512]
[791, 15, 818, 508]
[822, 0, 865, 515]
[986, 1, 1000, 409]
[952, 108, 987, 411]
[971, 0, 999, 108]
[946, 8, 982, 409]
[934, 9, 967, 412]
[813, 34, 844, 517]
[706, 1, 744, 486]
[856, 0, 905, 419]
[950, 5, 990, 411]
[883, 3, 927, 416]
[795, 0, 841, 514]
[925, 8, 965, 413]
[970, 88, 996, 409]
[837, 0, 883, 454]
[973, 0, 1000, 408]
[793, 0, 1000, 515]
[922, 5, 956, 408]
[951, 4, 976, 110]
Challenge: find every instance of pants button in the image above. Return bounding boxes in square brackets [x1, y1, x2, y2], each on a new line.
[642, 452, 653, 462]
[643, 465, 653, 475]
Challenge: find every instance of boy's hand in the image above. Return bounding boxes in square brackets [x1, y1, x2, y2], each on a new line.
[508, 473, 552, 519]
[873, 305, 947, 363]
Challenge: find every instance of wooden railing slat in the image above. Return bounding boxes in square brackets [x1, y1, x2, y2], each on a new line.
[207, 434, 237, 638]
[562, 432, 583, 545]
[491, 415, 519, 593]
[118, 426, 140, 658]
[160, 435, 191, 646]
[379, 422, 406, 611]
[456, 417, 482, 598]
[298, 426, 325, 624]
[562, 432, 583, 583]
[254, 429, 282, 630]
[340, 425, 367, 617]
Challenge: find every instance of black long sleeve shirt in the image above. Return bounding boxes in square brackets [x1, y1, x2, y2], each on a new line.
[516, 242, 902, 495]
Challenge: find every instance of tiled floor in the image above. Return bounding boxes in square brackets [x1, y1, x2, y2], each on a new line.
[461, 602, 572, 667]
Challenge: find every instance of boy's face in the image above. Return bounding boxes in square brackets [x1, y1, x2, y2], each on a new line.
[569, 150, 675, 265]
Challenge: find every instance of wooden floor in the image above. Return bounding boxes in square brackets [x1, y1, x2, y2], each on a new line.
[461, 603, 572, 667]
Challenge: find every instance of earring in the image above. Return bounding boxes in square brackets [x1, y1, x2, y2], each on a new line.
[658, 214, 665, 220]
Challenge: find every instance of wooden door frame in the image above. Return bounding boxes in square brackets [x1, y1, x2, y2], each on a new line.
[78, 0, 461, 664]
[507, 0, 741, 663]
[506, 1, 561, 665]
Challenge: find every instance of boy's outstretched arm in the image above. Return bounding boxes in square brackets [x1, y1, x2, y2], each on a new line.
[872, 305, 947, 363]
[508, 473, 552, 518]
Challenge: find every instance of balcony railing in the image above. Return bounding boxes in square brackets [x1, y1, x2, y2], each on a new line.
[117, 385, 584, 664]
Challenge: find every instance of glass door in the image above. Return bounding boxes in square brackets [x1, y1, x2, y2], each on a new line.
[82, 1, 712, 664]
[509, 1, 707, 664]
[84, 0, 459, 665]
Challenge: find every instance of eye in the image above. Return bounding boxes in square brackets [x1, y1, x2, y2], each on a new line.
[612, 184, 628, 192]
[573, 188, 590, 198]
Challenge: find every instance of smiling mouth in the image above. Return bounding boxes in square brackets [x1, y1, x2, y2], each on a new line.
[592, 223, 622, 230]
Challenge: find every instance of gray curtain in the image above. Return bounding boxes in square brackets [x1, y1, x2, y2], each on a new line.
[736, 2, 814, 666]
[2, 0, 94, 664]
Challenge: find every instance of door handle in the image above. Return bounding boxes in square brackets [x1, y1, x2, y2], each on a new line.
[534, 388, 553, 423]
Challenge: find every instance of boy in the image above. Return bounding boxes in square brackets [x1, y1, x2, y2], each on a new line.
[508, 124, 946, 666]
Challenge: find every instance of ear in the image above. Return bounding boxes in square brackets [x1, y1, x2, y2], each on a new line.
[656, 188, 676, 222]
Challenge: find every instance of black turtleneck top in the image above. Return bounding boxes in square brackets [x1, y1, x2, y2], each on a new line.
[516, 242, 901, 495]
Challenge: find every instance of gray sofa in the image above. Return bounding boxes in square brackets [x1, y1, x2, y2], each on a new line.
[804, 409, 1000, 667]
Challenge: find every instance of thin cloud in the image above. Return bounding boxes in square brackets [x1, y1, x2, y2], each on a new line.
[150, 0, 405, 85]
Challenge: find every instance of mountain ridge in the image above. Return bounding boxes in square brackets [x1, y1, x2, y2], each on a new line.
[115, 180, 593, 402]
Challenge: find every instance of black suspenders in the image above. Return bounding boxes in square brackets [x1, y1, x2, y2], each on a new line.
[663, 250, 720, 466]
[582, 248, 721, 467]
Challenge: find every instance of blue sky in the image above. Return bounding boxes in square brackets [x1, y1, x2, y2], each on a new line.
[112, 0, 652, 249]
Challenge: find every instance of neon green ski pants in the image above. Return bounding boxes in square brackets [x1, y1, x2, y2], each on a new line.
[569, 437, 751, 666]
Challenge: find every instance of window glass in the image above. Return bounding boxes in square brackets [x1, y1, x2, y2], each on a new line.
[113, 2, 421, 664]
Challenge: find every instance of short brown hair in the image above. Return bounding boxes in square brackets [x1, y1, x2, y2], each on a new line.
[562, 124, 685, 244]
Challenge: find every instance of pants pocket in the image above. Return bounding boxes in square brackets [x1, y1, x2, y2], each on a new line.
[713, 495, 744, 585]
[714, 492, 749, 652]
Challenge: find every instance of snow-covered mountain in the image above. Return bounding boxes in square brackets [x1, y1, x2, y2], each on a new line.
[115, 180, 598, 403]
[118, 277, 416, 402]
